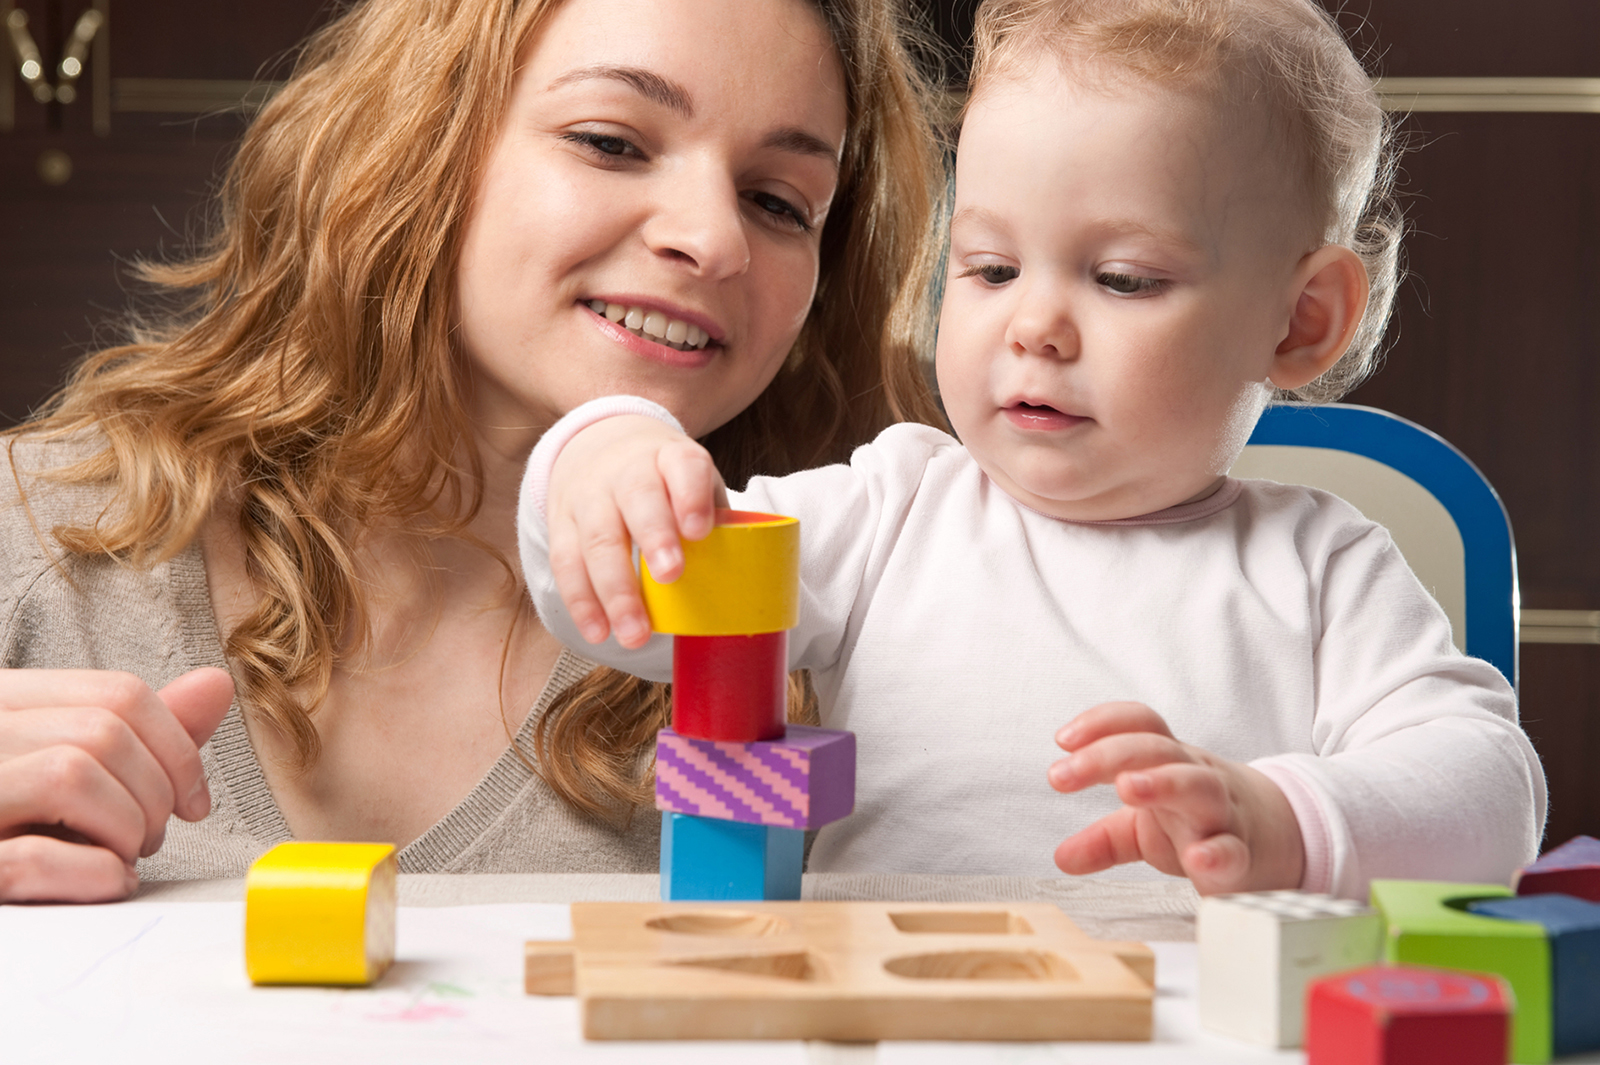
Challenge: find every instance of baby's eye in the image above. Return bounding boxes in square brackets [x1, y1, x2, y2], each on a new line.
[746, 191, 813, 233]
[959, 263, 1020, 285]
[562, 131, 643, 160]
[1097, 271, 1163, 296]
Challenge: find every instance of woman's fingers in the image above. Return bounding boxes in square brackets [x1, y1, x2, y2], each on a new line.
[0, 670, 211, 822]
[0, 708, 174, 856]
[0, 832, 136, 903]
[0, 746, 146, 864]
[156, 668, 234, 822]
[1056, 701, 1174, 751]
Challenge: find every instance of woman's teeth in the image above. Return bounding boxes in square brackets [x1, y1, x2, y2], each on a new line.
[587, 300, 711, 351]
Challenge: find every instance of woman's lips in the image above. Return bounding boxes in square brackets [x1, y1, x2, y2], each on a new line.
[1003, 402, 1087, 431]
[584, 302, 718, 370]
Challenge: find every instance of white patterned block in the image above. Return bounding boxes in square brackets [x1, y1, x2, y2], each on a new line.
[1198, 890, 1382, 1048]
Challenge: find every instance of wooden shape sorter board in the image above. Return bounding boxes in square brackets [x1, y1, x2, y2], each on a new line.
[525, 901, 1154, 1041]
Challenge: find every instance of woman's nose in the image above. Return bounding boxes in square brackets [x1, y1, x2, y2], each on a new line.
[1005, 285, 1078, 360]
[641, 170, 751, 280]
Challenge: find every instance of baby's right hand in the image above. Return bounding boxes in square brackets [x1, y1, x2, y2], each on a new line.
[546, 415, 727, 648]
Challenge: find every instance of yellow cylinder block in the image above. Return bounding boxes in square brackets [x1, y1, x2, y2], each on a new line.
[244, 841, 398, 986]
[641, 510, 800, 635]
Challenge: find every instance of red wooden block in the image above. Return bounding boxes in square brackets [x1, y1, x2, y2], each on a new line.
[672, 631, 787, 742]
[1306, 966, 1509, 1065]
[1515, 834, 1600, 902]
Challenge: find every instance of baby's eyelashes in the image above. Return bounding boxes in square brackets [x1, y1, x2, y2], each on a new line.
[1096, 270, 1166, 296]
[957, 262, 1020, 285]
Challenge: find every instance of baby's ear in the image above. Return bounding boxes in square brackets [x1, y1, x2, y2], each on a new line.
[1269, 245, 1369, 391]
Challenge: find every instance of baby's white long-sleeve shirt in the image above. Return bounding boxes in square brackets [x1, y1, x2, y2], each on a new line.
[519, 403, 1545, 897]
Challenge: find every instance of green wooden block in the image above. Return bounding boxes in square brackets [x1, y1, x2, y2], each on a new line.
[1370, 879, 1551, 1063]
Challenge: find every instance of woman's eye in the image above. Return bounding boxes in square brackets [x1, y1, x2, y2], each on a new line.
[960, 263, 1019, 285]
[1097, 271, 1163, 296]
[562, 131, 641, 160]
[747, 191, 812, 233]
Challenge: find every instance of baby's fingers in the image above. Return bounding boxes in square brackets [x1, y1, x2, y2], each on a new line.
[1054, 806, 1182, 877]
[1048, 731, 1191, 792]
[573, 498, 661, 649]
[548, 513, 616, 645]
[1180, 833, 1253, 896]
[656, 439, 725, 546]
[1056, 702, 1174, 751]
[1115, 762, 1232, 835]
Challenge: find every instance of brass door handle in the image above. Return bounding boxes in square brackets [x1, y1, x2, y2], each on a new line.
[54, 7, 104, 104]
[5, 9, 49, 103]
[5, 6, 104, 105]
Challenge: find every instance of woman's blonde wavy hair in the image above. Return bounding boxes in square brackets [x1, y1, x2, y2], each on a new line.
[970, 0, 1402, 402]
[15, 0, 946, 819]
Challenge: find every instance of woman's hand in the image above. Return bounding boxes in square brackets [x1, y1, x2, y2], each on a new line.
[1048, 702, 1306, 895]
[546, 415, 728, 649]
[0, 667, 235, 902]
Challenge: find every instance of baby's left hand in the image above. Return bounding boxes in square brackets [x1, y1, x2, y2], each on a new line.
[1048, 702, 1305, 895]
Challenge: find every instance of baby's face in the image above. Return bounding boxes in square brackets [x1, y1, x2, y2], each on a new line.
[937, 62, 1315, 521]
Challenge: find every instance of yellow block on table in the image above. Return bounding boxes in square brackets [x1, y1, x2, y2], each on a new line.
[244, 841, 397, 986]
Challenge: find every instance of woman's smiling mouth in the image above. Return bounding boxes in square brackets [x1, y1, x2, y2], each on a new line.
[584, 299, 714, 352]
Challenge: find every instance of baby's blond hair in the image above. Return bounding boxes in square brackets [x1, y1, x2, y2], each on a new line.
[970, 0, 1400, 401]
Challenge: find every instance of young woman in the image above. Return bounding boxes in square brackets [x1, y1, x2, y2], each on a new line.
[0, 0, 945, 902]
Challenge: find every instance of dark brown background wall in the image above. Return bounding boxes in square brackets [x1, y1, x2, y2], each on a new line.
[3, 0, 1596, 848]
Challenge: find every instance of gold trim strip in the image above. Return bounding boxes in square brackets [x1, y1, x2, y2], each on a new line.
[1377, 77, 1600, 113]
[1521, 628, 1600, 645]
[1521, 609, 1600, 645]
[111, 77, 280, 113]
[102, 75, 1600, 119]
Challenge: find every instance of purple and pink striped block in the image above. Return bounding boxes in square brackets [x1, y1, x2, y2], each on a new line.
[655, 724, 856, 831]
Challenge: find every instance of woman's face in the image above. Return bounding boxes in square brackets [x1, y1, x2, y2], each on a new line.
[455, 0, 848, 448]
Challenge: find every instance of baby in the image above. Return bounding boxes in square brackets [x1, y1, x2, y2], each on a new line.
[517, 0, 1544, 897]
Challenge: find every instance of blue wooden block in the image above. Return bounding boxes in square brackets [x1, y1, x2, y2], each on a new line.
[1471, 894, 1600, 1056]
[659, 811, 803, 901]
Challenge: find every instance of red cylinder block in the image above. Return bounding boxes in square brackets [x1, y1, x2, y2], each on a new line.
[672, 631, 788, 742]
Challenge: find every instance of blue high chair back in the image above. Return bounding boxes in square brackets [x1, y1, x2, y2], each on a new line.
[1231, 403, 1518, 688]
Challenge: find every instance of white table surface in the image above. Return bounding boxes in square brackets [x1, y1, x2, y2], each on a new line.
[0, 874, 1309, 1064]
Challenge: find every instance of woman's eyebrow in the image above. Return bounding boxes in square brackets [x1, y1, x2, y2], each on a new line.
[547, 65, 694, 117]
[545, 64, 840, 165]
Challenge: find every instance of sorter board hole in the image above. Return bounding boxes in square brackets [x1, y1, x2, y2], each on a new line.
[646, 912, 789, 937]
[888, 911, 1034, 935]
[883, 950, 1078, 982]
[669, 950, 819, 981]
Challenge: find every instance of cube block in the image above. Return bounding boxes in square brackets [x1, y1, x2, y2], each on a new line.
[671, 631, 787, 741]
[1198, 890, 1383, 1047]
[659, 811, 803, 901]
[655, 724, 855, 830]
[1306, 965, 1511, 1065]
[1470, 893, 1600, 1056]
[244, 841, 397, 986]
[1370, 879, 1550, 1063]
[1515, 835, 1600, 903]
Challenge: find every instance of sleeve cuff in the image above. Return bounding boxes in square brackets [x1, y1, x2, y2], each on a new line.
[520, 395, 685, 521]
[1253, 761, 1335, 895]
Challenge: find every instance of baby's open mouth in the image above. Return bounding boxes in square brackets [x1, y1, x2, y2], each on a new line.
[586, 300, 711, 352]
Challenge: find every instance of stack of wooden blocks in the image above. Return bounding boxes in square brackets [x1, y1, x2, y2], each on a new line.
[1197, 834, 1600, 1064]
[642, 509, 856, 901]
